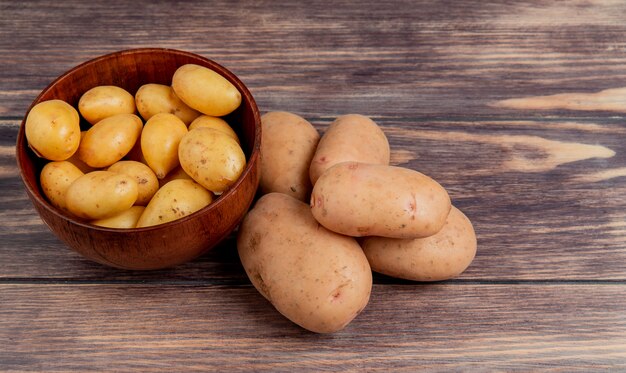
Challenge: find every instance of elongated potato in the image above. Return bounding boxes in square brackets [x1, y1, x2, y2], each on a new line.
[135, 84, 200, 125]
[141, 113, 188, 179]
[40, 161, 84, 211]
[91, 206, 145, 229]
[25, 100, 81, 161]
[309, 114, 389, 184]
[66, 171, 138, 220]
[136, 179, 213, 228]
[362, 206, 476, 281]
[172, 64, 241, 116]
[188, 115, 239, 143]
[107, 161, 159, 206]
[78, 113, 143, 168]
[78, 85, 135, 125]
[311, 162, 451, 238]
[260, 111, 319, 201]
[237, 193, 372, 333]
[178, 127, 246, 193]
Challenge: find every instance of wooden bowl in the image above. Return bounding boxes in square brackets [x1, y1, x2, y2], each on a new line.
[15, 48, 261, 270]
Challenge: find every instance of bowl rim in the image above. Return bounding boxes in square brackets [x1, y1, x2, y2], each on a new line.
[16, 47, 261, 233]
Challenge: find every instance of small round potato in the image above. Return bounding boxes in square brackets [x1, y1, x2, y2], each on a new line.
[178, 127, 246, 193]
[172, 64, 242, 116]
[78, 85, 136, 125]
[141, 113, 188, 179]
[40, 161, 84, 211]
[260, 111, 319, 201]
[91, 206, 145, 229]
[25, 100, 80, 161]
[135, 84, 200, 125]
[136, 179, 213, 228]
[66, 171, 138, 220]
[362, 206, 477, 281]
[77, 113, 143, 168]
[108, 161, 159, 206]
[311, 162, 451, 238]
[309, 114, 390, 184]
[188, 115, 239, 143]
[237, 193, 372, 333]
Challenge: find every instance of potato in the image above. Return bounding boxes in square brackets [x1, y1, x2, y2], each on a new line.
[78, 85, 135, 125]
[135, 83, 200, 125]
[40, 161, 84, 211]
[189, 115, 239, 143]
[172, 64, 241, 116]
[259, 111, 319, 201]
[178, 127, 246, 193]
[107, 161, 159, 206]
[309, 114, 390, 184]
[237, 193, 372, 333]
[311, 162, 451, 238]
[362, 206, 476, 281]
[66, 171, 138, 220]
[141, 113, 188, 179]
[158, 166, 193, 188]
[25, 100, 80, 161]
[78, 113, 142, 168]
[136, 179, 213, 228]
[91, 206, 145, 229]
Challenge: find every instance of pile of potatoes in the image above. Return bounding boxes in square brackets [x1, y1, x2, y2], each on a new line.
[238, 112, 477, 333]
[26, 64, 246, 228]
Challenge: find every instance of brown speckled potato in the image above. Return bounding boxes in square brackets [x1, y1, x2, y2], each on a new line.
[260, 111, 319, 201]
[135, 84, 200, 125]
[309, 114, 389, 185]
[66, 171, 138, 220]
[78, 86, 136, 125]
[362, 206, 476, 281]
[237, 193, 372, 333]
[311, 162, 451, 238]
[25, 100, 81, 161]
[107, 161, 159, 206]
[40, 161, 84, 211]
[78, 113, 143, 168]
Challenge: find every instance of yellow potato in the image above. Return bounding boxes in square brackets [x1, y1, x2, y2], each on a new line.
[77, 113, 143, 168]
[66, 132, 96, 173]
[188, 115, 239, 143]
[362, 206, 477, 281]
[158, 166, 193, 188]
[136, 179, 213, 228]
[107, 161, 159, 206]
[309, 114, 390, 184]
[91, 206, 145, 229]
[141, 113, 188, 179]
[135, 84, 200, 125]
[40, 161, 84, 211]
[311, 162, 451, 238]
[25, 100, 80, 161]
[78, 85, 135, 125]
[260, 111, 319, 201]
[172, 64, 241, 116]
[237, 193, 372, 333]
[178, 127, 246, 193]
[66, 171, 138, 220]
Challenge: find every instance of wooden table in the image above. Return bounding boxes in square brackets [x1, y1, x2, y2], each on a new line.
[1, 1, 625, 370]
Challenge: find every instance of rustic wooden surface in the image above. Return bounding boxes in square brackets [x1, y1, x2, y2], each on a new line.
[1, 0, 625, 371]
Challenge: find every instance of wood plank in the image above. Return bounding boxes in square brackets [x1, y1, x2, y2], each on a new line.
[3, 1, 626, 118]
[0, 284, 624, 371]
[2, 118, 625, 281]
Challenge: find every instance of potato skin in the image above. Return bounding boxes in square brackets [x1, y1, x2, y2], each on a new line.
[260, 111, 320, 201]
[66, 171, 138, 220]
[91, 206, 145, 229]
[362, 206, 476, 281]
[311, 162, 451, 238]
[135, 84, 200, 125]
[309, 114, 389, 185]
[188, 115, 239, 143]
[78, 114, 143, 168]
[25, 100, 81, 161]
[78, 86, 135, 125]
[141, 113, 188, 179]
[107, 161, 159, 206]
[237, 193, 372, 333]
[40, 161, 84, 211]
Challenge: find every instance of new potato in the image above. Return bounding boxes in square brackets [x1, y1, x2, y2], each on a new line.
[141, 113, 188, 179]
[92, 206, 145, 229]
[362, 206, 477, 281]
[78, 85, 136, 125]
[311, 162, 451, 238]
[135, 83, 200, 125]
[40, 161, 84, 211]
[309, 114, 390, 185]
[259, 111, 319, 201]
[66, 171, 138, 220]
[78, 113, 143, 168]
[172, 64, 241, 116]
[237, 193, 372, 333]
[189, 115, 239, 143]
[108, 161, 159, 206]
[25, 100, 81, 161]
